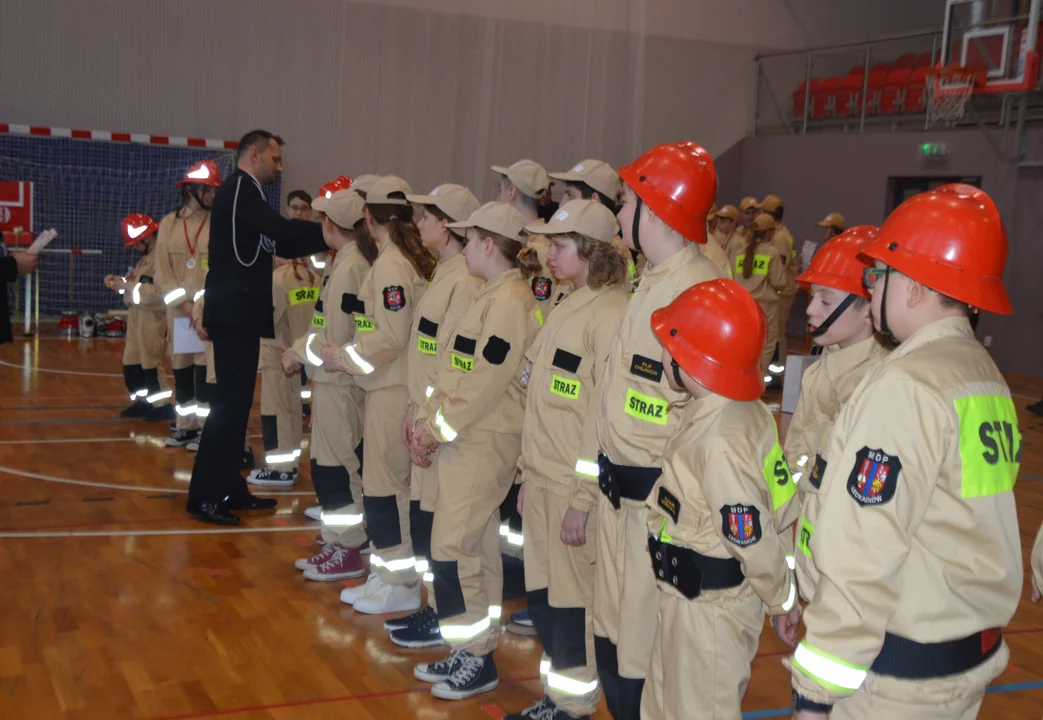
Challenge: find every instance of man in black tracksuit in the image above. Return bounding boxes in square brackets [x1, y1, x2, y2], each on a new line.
[186, 130, 328, 525]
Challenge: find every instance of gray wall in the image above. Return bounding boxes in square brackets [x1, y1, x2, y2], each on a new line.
[716, 128, 1043, 379]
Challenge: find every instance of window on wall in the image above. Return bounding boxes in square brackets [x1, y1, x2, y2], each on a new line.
[888, 176, 983, 214]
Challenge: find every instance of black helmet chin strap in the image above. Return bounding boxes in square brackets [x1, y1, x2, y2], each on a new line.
[810, 293, 858, 338]
[189, 185, 212, 211]
[631, 196, 644, 254]
[670, 358, 684, 388]
[877, 270, 897, 343]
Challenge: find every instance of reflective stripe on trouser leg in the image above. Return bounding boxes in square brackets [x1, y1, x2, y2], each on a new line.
[313, 462, 366, 547]
[640, 586, 762, 720]
[431, 428, 518, 655]
[123, 364, 145, 399]
[544, 606, 600, 716]
[260, 364, 301, 471]
[311, 381, 363, 504]
[361, 385, 414, 584]
[172, 365, 199, 430]
[142, 368, 172, 405]
[593, 489, 660, 681]
[193, 365, 211, 423]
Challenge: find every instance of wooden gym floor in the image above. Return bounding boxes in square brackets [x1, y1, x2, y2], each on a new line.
[1, 329, 1041, 719]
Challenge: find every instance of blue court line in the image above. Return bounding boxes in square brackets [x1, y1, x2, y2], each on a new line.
[739, 680, 1043, 719]
[1021, 472, 1043, 483]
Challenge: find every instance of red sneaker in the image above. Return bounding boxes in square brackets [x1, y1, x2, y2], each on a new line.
[303, 545, 365, 581]
[294, 542, 337, 572]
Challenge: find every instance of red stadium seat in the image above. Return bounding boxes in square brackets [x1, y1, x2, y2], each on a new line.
[879, 68, 911, 114]
[893, 53, 917, 69]
[811, 77, 842, 118]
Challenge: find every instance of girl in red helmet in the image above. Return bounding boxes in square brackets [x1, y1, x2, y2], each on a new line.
[106, 214, 173, 420]
[154, 160, 221, 448]
[642, 278, 798, 720]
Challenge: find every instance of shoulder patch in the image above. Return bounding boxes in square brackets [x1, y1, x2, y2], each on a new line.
[483, 336, 511, 365]
[531, 277, 552, 301]
[657, 486, 680, 524]
[719, 504, 762, 547]
[453, 335, 477, 356]
[809, 454, 826, 490]
[314, 298, 324, 314]
[630, 354, 664, 383]
[551, 348, 582, 374]
[341, 293, 361, 315]
[418, 316, 439, 338]
[846, 447, 899, 506]
[383, 285, 406, 311]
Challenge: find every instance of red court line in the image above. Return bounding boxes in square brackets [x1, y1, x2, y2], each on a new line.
[155, 676, 541, 720]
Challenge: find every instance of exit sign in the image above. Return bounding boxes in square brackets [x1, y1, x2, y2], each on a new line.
[920, 142, 950, 159]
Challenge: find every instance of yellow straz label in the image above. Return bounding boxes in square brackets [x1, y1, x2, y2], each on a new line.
[355, 316, 375, 332]
[550, 374, 580, 400]
[289, 287, 320, 305]
[624, 388, 668, 425]
[451, 353, 473, 373]
[201, 257, 208, 271]
[312, 315, 326, 328]
[418, 336, 438, 355]
[798, 515, 814, 557]
[734, 254, 770, 276]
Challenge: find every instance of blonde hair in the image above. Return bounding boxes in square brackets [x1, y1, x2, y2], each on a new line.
[556, 232, 627, 289]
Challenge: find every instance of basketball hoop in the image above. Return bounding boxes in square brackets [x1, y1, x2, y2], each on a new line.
[926, 66, 983, 126]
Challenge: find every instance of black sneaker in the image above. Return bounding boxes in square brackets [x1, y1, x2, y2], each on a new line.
[1028, 399, 1043, 417]
[166, 429, 199, 447]
[507, 608, 537, 636]
[120, 400, 150, 418]
[390, 608, 444, 648]
[431, 651, 498, 700]
[384, 605, 435, 632]
[505, 697, 589, 720]
[414, 653, 456, 683]
[247, 469, 297, 487]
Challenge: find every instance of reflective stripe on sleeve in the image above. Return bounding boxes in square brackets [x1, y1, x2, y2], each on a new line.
[164, 288, 187, 305]
[344, 344, 374, 374]
[434, 407, 458, 442]
[792, 641, 867, 694]
[575, 458, 599, 479]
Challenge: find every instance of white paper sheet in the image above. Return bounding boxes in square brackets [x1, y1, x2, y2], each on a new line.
[172, 317, 206, 355]
[26, 229, 57, 254]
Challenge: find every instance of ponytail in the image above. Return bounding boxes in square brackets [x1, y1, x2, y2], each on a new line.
[367, 203, 436, 280]
[355, 223, 379, 265]
[517, 246, 542, 278]
[742, 233, 759, 279]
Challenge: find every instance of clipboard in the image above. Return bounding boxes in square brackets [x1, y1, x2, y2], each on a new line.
[173, 317, 206, 355]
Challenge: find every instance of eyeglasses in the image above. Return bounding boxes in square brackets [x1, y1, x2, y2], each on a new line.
[862, 267, 897, 289]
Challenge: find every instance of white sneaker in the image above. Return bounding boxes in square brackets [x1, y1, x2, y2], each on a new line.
[186, 440, 199, 452]
[304, 505, 322, 521]
[340, 574, 379, 605]
[353, 579, 422, 615]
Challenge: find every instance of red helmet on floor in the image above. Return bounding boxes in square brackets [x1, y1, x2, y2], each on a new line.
[618, 142, 717, 244]
[120, 213, 159, 247]
[177, 160, 222, 188]
[651, 279, 767, 401]
[861, 184, 1011, 314]
[797, 225, 878, 299]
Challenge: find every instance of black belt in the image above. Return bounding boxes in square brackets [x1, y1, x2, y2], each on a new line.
[647, 535, 745, 600]
[597, 453, 660, 509]
[870, 628, 1002, 679]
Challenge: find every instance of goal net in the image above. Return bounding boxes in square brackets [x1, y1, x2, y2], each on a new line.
[1, 132, 281, 322]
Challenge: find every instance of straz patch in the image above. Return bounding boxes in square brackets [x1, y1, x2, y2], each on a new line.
[383, 285, 406, 311]
[550, 374, 580, 400]
[531, 277, 552, 301]
[657, 486, 681, 524]
[355, 315, 375, 332]
[720, 504, 762, 547]
[809, 454, 827, 490]
[418, 336, 438, 355]
[629, 354, 664, 383]
[289, 286, 319, 305]
[624, 388, 668, 425]
[451, 353, 473, 373]
[312, 315, 326, 328]
[847, 447, 900, 507]
[798, 515, 814, 558]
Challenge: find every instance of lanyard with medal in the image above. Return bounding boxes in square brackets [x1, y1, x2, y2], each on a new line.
[183, 213, 209, 269]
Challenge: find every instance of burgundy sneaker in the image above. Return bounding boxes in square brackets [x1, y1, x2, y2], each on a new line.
[294, 542, 337, 572]
[303, 545, 365, 581]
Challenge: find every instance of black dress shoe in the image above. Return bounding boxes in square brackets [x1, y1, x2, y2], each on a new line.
[186, 499, 240, 526]
[225, 493, 277, 511]
[146, 404, 176, 422]
[120, 401, 151, 418]
[1028, 399, 1043, 417]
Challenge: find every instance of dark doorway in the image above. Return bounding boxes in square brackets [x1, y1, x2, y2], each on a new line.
[888, 176, 982, 214]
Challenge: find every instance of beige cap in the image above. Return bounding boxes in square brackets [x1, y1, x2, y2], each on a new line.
[759, 195, 783, 213]
[752, 213, 777, 232]
[406, 184, 481, 231]
[523, 199, 618, 245]
[447, 202, 524, 242]
[312, 195, 329, 213]
[715, 204, 738, 220]
[366, 176, 412, 206]
[740, 196, 760, 211]
[491, 159, 549, 200]
[548, 159, 621, 201]
[816, 211, 846, 230]
[325, 189, 365, 230]
[352, 174, 380, 198]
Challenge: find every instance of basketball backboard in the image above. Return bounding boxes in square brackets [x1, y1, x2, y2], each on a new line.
[941, 0, 1042, 93]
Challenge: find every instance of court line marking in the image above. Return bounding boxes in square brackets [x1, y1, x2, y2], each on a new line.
[0, 465, 315, 496]
[0, 436, 134, 445]
[0, 524, 318, 538]
[0, 357, 123, 377]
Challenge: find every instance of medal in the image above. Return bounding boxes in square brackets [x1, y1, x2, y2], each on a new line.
[182, 212, 208, 270]
[186, 259, 196, 269]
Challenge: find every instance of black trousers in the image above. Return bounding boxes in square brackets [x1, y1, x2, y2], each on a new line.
[187, 325, 259, 503]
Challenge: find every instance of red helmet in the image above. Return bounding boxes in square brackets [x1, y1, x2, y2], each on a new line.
[177, 160, 222, 188]
[318, 175, 353, 199]
[618, 142, 717, 244]
[861, 184, 1011, 314]
[651, 279, 767, 401]
[120, 213, 159, 247]
[797, 225, 878, 299]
